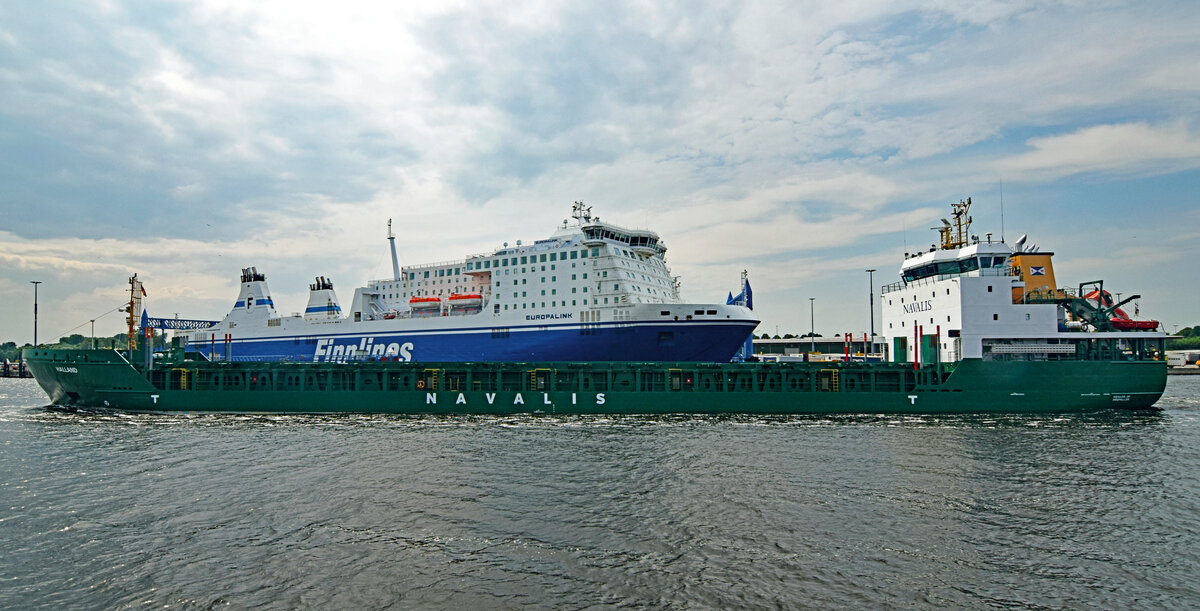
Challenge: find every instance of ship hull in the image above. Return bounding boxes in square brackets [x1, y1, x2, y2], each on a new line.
[24, 349, 1166, 415]
[186, 318, 759, 363]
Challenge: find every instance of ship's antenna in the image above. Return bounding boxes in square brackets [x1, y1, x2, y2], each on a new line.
[388, 219, 400, 281]
[999, 179, 1005, 243]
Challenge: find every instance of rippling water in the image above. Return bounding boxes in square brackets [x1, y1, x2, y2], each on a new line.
[2, 376, 1198, 609]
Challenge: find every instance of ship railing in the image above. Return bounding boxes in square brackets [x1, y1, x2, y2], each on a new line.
[881, 267, 1013, 294]
[140, 359, 969, 396]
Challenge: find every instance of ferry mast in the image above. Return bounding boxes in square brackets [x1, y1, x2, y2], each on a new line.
[388, 219, 400, 281]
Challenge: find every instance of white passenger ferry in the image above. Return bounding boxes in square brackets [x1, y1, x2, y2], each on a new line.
[179, 202, 759, 362]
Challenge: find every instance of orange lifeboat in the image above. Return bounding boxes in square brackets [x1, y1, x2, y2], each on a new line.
[1082, 289, 1159, 331]
[409, 296, 441, 310]
[448, 293, 483, 307]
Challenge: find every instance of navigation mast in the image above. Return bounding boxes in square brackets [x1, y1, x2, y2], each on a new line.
[388, 219, 400, 281]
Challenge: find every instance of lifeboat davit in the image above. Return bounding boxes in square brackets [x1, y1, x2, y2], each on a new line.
[1082, 289, 1159, 331]
[409, 296, 441, 310]
[448, 293, 483, 307]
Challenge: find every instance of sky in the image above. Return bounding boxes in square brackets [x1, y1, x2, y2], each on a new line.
[2, 0, 1199, 345]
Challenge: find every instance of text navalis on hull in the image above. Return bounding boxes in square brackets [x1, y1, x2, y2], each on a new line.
[174, 202, 759, 363]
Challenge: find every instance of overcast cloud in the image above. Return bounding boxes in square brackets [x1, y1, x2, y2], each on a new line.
[2, 0, 1198, 343]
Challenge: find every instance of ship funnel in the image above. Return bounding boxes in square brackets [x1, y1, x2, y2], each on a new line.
[304, 276, 342, 321]
[234, 267, 275, 312]
[1014, 234, 1027, 252]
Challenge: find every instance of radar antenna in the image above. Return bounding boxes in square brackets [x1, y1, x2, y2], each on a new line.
[936, 197, 973, 250]
[571, 201, 593, 223]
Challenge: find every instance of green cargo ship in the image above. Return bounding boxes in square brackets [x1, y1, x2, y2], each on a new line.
[22, 338, 1165, 415]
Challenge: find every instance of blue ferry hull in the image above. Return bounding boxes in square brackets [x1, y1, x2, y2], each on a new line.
[195, 319, 759, 363]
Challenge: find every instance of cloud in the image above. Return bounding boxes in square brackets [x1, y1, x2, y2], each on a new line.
[996, 121, 1200, 180]
[3, 0, 1200, 341]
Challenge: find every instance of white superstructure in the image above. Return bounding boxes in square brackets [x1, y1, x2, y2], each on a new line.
[880, 198, 1164, 364]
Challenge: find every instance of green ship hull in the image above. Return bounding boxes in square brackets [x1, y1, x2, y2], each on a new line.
[22, 348, 1166, 415]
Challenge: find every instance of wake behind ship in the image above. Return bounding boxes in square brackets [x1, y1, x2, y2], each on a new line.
[176, 202, 759, 363]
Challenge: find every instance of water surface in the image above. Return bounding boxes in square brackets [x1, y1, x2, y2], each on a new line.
[2, 376, 1198, 608]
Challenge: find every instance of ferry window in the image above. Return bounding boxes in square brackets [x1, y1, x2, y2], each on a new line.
[552, 276, 556, 281]
[614, 284, 620, 290]
[571, 274, 576, 280]
[522, 279, 527, 285]
[541, 290, 546, 296]
[591, 248, 600, 257]
[552, 289, 557, 295]
[424, 271, 429, 278]
[513, 293, 518, 298]
[572, 288, 577, 293]
[583, 273, 588, 279]
[522, 291, 527, 297]
[455, 268, 460, 275]
[467, 263, 473, 270]
[550, 253, 557, 261]
[947, 289, 950, 295]
[540, 277, 545, 283]
[513, 280, 517, 286]
[988, 285, 993, 292]
[570, 251, 578, 259]
[993, 314, 998, 320]
[540, 254, 547, 262]
[580, 249, 588, 258]
[583, 287, 588, 292]
[521, 256, 528, 264]
[1025, 313, 1031, 320]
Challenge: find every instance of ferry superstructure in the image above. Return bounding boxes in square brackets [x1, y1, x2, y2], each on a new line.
[178, 203, 759, 362]
[879, 198, 1165, 371]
